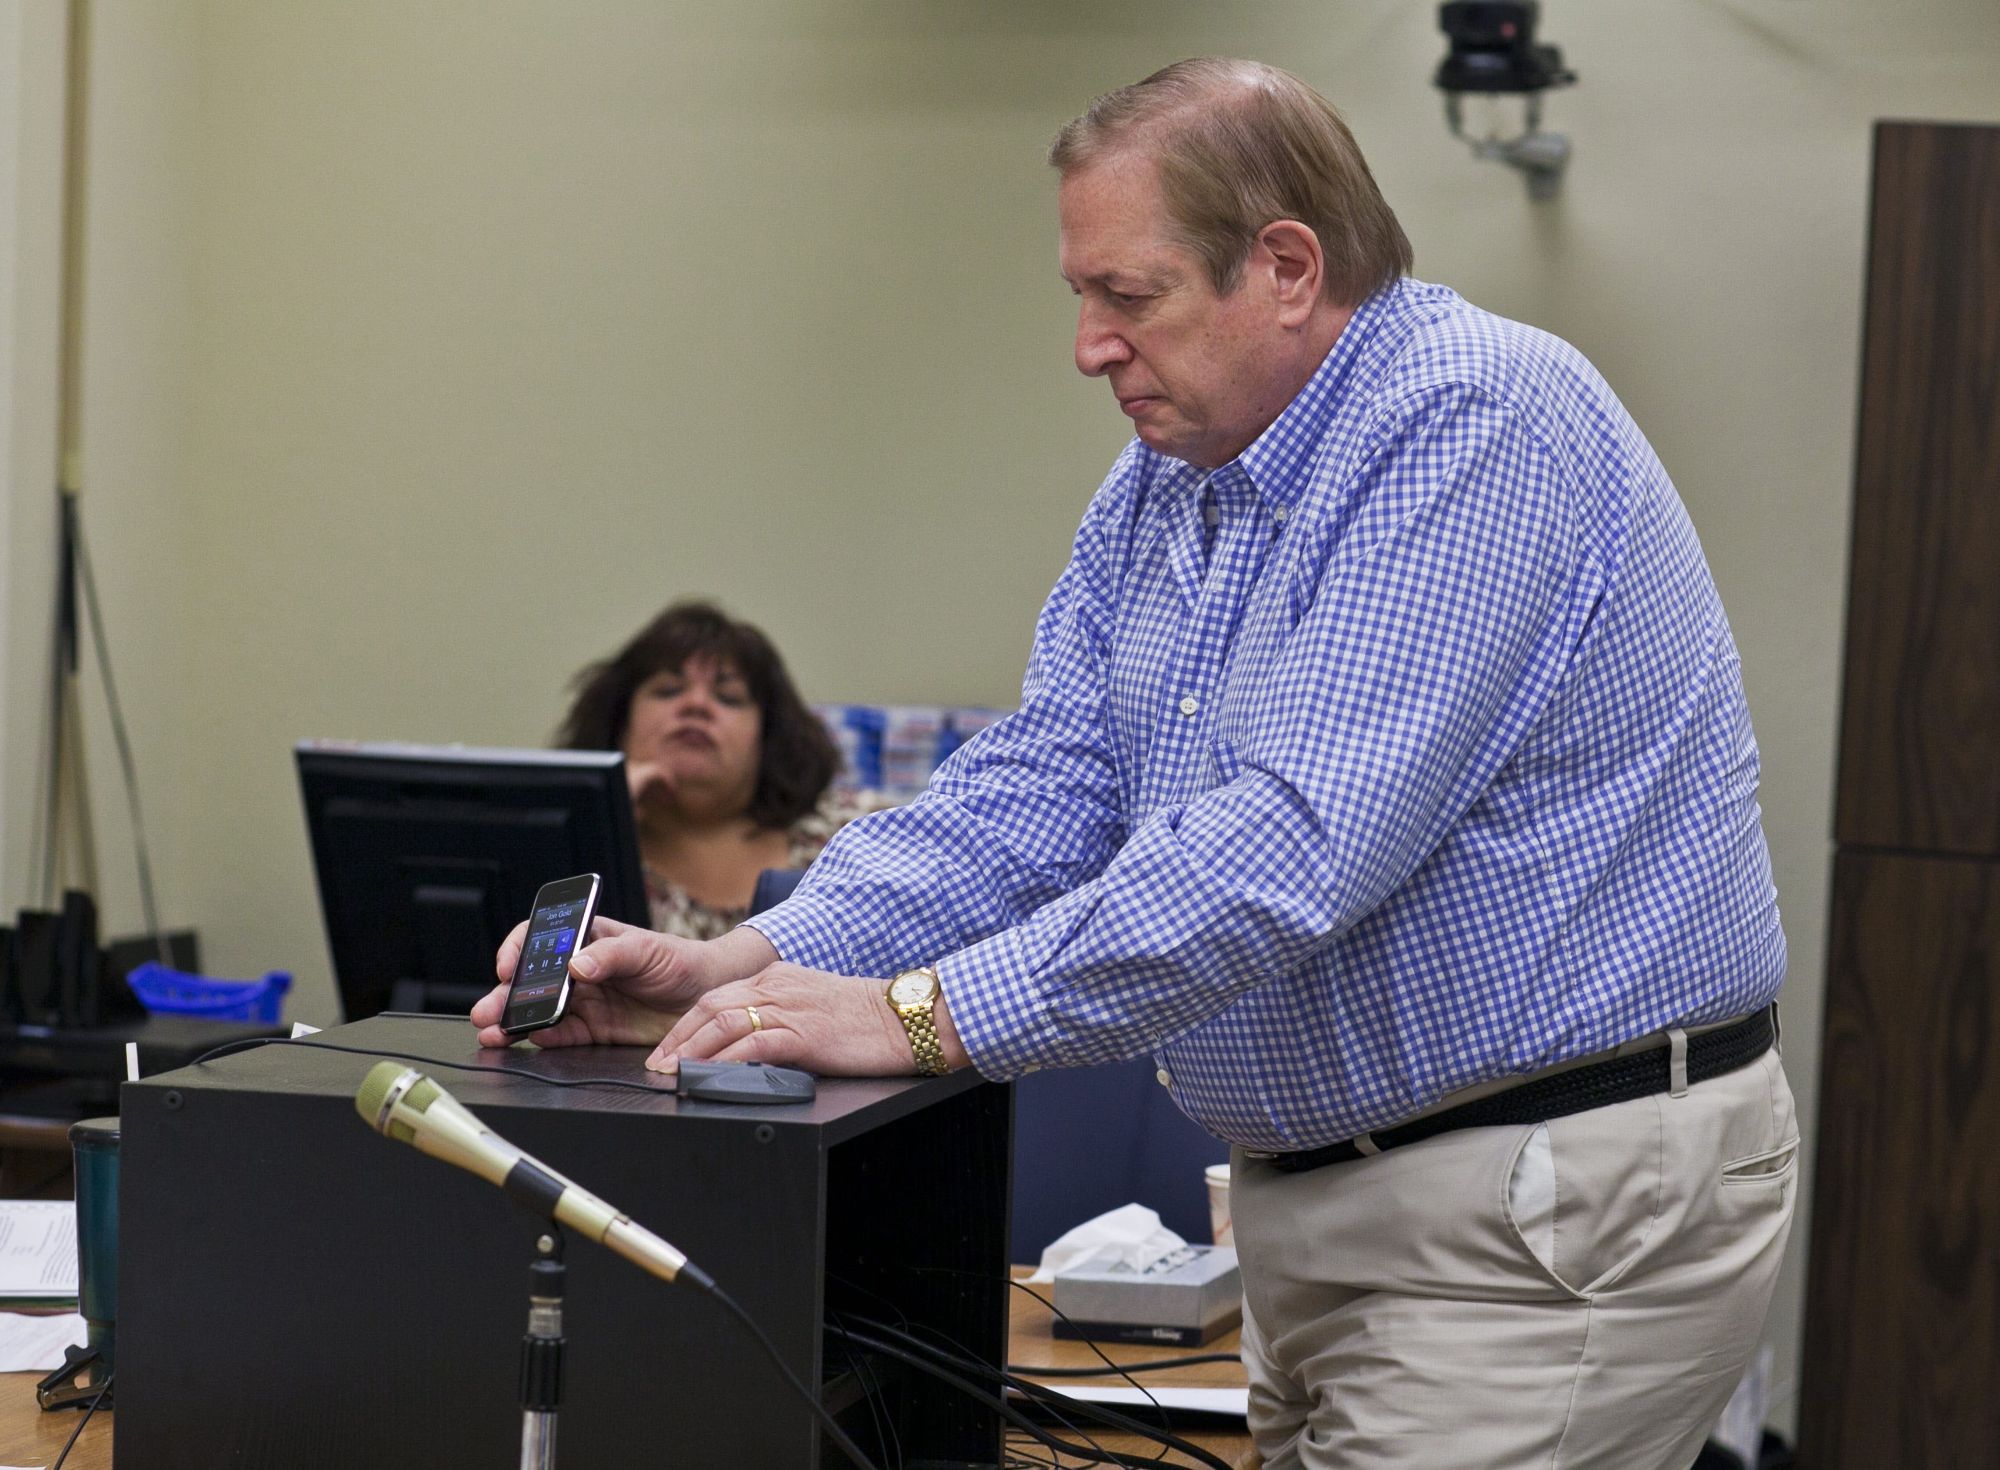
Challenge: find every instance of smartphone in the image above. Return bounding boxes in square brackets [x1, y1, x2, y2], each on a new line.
[499, 873, 602, 1036]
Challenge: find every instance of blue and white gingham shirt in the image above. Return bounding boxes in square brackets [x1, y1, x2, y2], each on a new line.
[750, 278, 1785, 1150]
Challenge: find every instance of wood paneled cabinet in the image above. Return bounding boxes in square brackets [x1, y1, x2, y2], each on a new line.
[1802, 121, 2000, 1468]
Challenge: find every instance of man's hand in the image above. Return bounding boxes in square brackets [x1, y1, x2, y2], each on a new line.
[472, 915, 722, 1049]
[645, 963, 919, 1077]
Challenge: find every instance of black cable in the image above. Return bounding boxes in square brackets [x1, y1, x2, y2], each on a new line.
[857, 1325, 1223, 1470]
[1000, 1373, 1229, 1470]
[830, 1310, 1113, 1470]
[1007, 1353, 1241, 1377]
[683, 1273, 881, 1470]
[842, 1313, 1120, 1467]
[50, 1371, 113, 1470]
[1001, 1377, 1233, 1470]
[836, 1320, 1233, 1470]
[1003, 1433, 1062, 1468]
[826, 1274, 925, 1468]
[897, 1264, 1239, 1464]
[904, 1266, 1184, 1423]
[1006, 1278, 1166, 1423]
[828, 1271, 1112, 1464]
[74, 511, 169, 962]
[860, 1311, 1235, 1470]
[832, 1324, 1190, 1470]
[853, 1314, 1230, 1468]
[830, 1315, 902, 1469]
[188, 1035, 674, 1096]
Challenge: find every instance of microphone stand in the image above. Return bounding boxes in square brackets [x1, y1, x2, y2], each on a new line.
[518, 1225, 565, 1470]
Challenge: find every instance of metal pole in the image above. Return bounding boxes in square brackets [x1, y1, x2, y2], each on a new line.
[518, 1230, 565, 1470]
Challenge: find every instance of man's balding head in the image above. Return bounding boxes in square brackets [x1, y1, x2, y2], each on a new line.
[1049, 59, 1411, 309]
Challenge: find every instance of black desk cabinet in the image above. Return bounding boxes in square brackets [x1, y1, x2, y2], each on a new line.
[117, 1015, 1011, 1467]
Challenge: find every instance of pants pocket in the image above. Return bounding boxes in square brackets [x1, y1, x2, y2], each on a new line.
[1503, 1121, 1594, 1300]
[1720, 1136, 1799, 1186]
[1501, 1095, 1667, 1298]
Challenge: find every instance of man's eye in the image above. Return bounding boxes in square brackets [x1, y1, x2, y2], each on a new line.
[1110, 292, 1144, 308]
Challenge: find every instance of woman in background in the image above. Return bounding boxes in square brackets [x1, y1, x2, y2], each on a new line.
[559, 600, 869, 939]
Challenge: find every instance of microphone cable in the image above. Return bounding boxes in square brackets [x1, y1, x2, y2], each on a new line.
[679, 1276, 883, 1470]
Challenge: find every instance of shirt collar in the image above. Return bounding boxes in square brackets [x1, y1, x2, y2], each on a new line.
[1228, 279, 1405, 511]
[1136, 279, 1410, 512]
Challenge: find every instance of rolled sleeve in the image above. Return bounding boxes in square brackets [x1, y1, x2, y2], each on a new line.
[741, 893, 855, 976]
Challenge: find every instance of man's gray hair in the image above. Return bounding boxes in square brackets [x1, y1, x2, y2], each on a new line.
[1049, 58, 1413, 307]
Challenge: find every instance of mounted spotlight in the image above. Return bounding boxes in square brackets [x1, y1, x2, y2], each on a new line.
[1434, 1, 1577, 201]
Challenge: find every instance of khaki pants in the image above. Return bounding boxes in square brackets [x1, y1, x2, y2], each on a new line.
[1231, 1046, 1798, 1469]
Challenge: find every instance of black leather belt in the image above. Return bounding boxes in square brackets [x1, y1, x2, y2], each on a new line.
[1260, 1006, 1777, 1174]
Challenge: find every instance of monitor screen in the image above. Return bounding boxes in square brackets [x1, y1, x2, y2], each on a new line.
[296, 741, 647, 1021]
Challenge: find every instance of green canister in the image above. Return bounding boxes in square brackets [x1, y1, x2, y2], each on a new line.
[70, 1116, 120, 1368]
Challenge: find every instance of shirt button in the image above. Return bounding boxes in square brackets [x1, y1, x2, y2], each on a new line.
[1273, 506, 1290, 524]
[1178, 696, 1199, 717]
[1156, 1068, 1172, 1088]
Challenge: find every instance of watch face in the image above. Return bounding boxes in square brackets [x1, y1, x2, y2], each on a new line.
[889, 971, 935, 1006]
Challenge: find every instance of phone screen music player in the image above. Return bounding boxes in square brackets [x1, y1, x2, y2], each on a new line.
[501, 873, 600, 1034]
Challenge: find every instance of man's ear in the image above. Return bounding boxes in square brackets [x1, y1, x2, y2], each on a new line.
[1256, 219, 1325, 327]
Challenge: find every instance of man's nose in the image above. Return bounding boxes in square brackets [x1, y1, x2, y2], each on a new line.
[1074, 304, 1131, 377]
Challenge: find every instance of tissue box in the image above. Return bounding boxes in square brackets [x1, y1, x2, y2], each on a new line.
[1052, 1244, 1243, 1346]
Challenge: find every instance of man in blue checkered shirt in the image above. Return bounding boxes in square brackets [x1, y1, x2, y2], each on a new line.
[477, 57, 1797, 1469]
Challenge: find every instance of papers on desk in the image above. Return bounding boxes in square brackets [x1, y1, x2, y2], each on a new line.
[1020, 1383, 1249, 1419]
[0, 1203, 77, 1301]
[0, 1311, 87, 1371]
[0, 1202, 86, 1380]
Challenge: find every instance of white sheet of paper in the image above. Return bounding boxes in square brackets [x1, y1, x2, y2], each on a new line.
[0, 1311, 87, 1372]
[1032, 1383, 1249, 1418]
[0, 1203, 77, 1297]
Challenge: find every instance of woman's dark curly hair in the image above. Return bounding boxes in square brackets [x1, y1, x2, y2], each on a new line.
[557, 600, 839, 831]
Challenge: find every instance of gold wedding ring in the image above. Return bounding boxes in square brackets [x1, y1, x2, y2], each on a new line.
[745, 1005, 764, 1033]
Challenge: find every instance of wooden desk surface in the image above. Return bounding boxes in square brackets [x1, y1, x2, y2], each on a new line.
[1008, 1273, 1255, 1469]
[0, 1288, 1251, 1470]
[0, 1372, 110, 1470]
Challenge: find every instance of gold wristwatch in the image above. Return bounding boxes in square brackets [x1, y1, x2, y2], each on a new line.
[887, 966, 948, 1076]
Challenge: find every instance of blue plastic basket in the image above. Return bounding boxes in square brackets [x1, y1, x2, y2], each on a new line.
[127, 962, 291, 1023]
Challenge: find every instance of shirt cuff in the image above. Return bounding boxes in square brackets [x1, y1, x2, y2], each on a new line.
[938, 924, 1108, 1082]
[741, 893, 853, 975]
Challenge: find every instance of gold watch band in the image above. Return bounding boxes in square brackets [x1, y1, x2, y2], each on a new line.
[889, 967, 948, 1076]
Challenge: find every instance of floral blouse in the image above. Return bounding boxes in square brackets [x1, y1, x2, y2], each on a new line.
[643, 790, 886, 940]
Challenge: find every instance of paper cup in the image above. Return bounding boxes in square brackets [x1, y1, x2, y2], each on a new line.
[1205, 1161, 1233, 1246]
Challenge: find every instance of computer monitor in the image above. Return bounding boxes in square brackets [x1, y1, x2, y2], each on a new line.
[296, 741, 648, 1021]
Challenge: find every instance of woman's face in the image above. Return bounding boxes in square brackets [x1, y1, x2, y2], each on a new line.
[621, 655, 763, 818]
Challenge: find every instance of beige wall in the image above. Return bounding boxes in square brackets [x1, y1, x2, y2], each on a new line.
[8, 0, 2000, 1436]
[2, 0, 67, 915]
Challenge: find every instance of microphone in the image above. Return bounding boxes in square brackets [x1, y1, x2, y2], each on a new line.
[354, 1061, 707, 1290]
